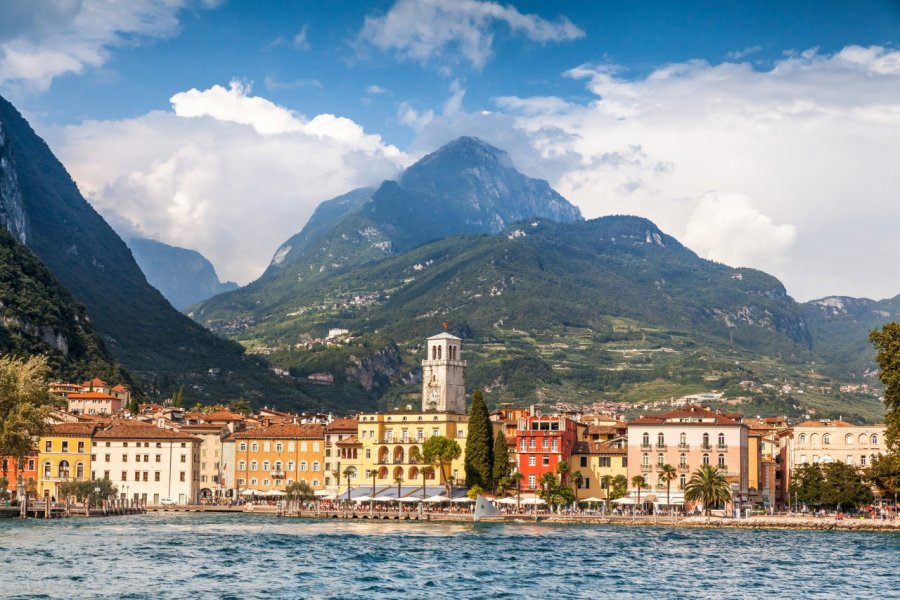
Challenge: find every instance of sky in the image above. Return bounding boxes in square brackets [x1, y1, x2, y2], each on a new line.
[1, 0, 900, 302]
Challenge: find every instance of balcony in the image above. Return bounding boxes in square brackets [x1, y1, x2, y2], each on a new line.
[270, 470, 285, 479]
[717, 444, 728, 451]
[655, 444, 667, 450]
[678, 464, 689, 472]
[700, 443, 712, 450]
[640, 443, 652, 450]
[640, 464, 653, 472]
[678, 443, 690, 449]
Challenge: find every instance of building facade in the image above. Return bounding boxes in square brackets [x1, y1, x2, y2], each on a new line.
[37, 423, 97, 498]
[179, 423, 229, 500]
[627, 406, 749, 509]
[571, 439, 628, 502]
[421, 332, 466, 414]
[93, 423, 201, 505]
[514, 414, 580, 492]
[229, 424, 326, 493]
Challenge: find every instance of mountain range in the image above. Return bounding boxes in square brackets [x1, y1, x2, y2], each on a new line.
[189, 136, 888, 422]
[0, 94, 313, 408]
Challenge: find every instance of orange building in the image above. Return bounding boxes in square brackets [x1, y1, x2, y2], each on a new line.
[1, 451, 38, 499]
[229, 423, 326, 493]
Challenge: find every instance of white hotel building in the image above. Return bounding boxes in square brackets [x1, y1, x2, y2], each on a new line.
[93, 422, 201, 505]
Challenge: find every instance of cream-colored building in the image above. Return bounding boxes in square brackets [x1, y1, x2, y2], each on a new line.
[422, 332, 466, 414]
[785, 420, 886, 482]
[179, 423, 229, 500]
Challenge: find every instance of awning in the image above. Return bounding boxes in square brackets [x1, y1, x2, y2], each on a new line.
[263, 490, 286, 496]
[240, 489, 258, 496]
[611, 497, 636, 505]
[450, 497, 474, 504]
[580, 497, 606, 503]
[424, 495, 451, 503]
[496, 497, 519, 505]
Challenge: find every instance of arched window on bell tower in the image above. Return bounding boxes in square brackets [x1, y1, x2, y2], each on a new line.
[432, 346, 436, 360]
[438, 346, 442, 359]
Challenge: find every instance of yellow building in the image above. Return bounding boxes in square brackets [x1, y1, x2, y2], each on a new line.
[229, 423, 326, 492]
[37, 423, 98, 498]
[571, 439, 628, 503]
[355, 411, 468, 489]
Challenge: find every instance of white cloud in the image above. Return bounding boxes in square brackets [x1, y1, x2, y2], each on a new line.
[684, 192, 797, 274]
[49, 82, 408, 284]
[357, 0, 584, 70]
[366, 84, 386, 95]
[0, 0, 212, 92]
[406, 45, 900, 300]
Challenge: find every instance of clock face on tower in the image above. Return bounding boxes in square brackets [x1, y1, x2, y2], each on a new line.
[428, 384, 441, 409]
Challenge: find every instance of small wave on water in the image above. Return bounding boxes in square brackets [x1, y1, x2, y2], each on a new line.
[1, 513, 898, 599]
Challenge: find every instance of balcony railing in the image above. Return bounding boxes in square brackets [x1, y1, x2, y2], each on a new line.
[656, 443, 667, 450]
[678, 464, 689, 472]
[640, 464, 653, 471]
[678, 443, 690, 449]
[717, 444, 728, 451]
[700, 443, 712, 450]
[640, 443, 652, 450]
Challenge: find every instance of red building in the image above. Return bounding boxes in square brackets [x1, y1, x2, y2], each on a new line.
[1, 451, 38, 500]
[514, 414, 579, 491]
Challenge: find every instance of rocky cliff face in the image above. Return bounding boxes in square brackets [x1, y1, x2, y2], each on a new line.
[0, 122, 28, 244]
[345, 342, 403, 392]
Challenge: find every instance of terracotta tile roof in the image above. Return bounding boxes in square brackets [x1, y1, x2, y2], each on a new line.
[94, 422, 200, 441]
[178, 424, 227, 432]
[229, 423, 325, 440]
[795, 420, 853, 428]
[572, 440, 628, 455]
[326, 418, 358, 433]
[203, 410, 246, 422]
[110, 384, 129, 392]
[588, 425, 620, 436]
[627, 405, 741, 426]
[49, 423, 98, 436]
[336, 435, 359, 445]
[81, 377, 108, 388]
[68, 391, 120, 400]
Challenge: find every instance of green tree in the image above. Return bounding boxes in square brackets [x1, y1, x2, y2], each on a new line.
[464, 390, 493, 490]
[0, 476, 8, 501]
[228, 397, 251, 415]
[343, 466, 355, 502]
[601, 474, 615, 508]
[491, 429, 511, 491]
[510, 472, 524, 512]
[658, 464, 678, 511]
[467, 483, 485, 500]
[867, 453, 900, 497]
[422, 436, 461, 496]
[127, 395, 140, 415]
[631, 475, 647, 512]
[791, 463, 826, 508]
[0, 356, 51, 480]
[870, 323, 900, 452]
[571, 470, 583, 505]
[611, 474, 628, 500]
[285, 481, 315, 503]
[684, 465, 732, 516]
[821, 462, 873, 509]
[172, 385, 184, 408]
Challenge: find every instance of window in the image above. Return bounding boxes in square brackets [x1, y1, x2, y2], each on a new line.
[845, 434, 854, 445]
[365, 449, 371, 459]
[104, 454, 110, 462]
[798, 434, 807, 445]
[287, 461, 295, 471]
[580, 456, 588, 468]
[103, 470, 110, 479]
[61, 441, 69, 453]
[180, 472, 186, 482]
[528, 455, 536, 467]
[718, 433, 726, 448]
[156, 455, 161, 463]
[250, 460, 258, 471]
[123, 442, 128, 447]
[122, 454, 128, 462]
[679, 453, 687, 468]
[43, 462, 51, 478]
[657, 453, 664, 466]
[288, 441, 295, 451]
[551, 439, 558, 452]
[143, 472, 149, 482]
[529, 438, 536, 449]
[77, 441, 85, 453]
[622, 457, 628, 467]
[702, 454, 709, 466]
[679, 474, 686, 489]
[679, 432, 687, 447]
[300, 461, 308, 472]
[239, 443, 247, 452]
[718, 454, 726, 468]
[860, 455, 867, 466]
[250, 478, 257, 486]
[542, 456, 550, 466]
[599, 456, 611, 468]
[275, 443, 283, 452]
[312, 461, 320, 472]
[300, 441, 308, 452]
[144, 455, 149, 462]
[520, 440, 527, 451]
[251, 443, 259, 452]
[872, 434, 879, 445]
[135, 455, 141, 463]
[44, 441, 51, 452]
[800, 454, 807, 464]
[542, 438, 549, 449]
[702, 433, 710, 448]
[180, 455, 187, 463]
[263, 460, 270, 471]
[657, 433, 665, 447]
[121, 471, 128, 481]
[528, 474, 536, 489]
[457, 430, 465, 439]
[642, 453, 649, 467]
[313, 442, 320, 452]
[601, 478, 609, 490]
[846, 455, 853, 465]
[642, 433, 650, 447]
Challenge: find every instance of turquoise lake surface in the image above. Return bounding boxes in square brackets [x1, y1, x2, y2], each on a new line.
[0, 513, 897, 599]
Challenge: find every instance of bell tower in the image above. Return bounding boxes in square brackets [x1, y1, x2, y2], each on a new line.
[421, 331, 466, 414]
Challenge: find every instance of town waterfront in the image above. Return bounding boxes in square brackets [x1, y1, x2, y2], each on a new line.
[1, 513, 897, 599]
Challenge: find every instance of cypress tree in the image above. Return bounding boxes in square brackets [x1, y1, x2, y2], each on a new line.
[492, 429, 511, 490]
[464, 389, 493, 490]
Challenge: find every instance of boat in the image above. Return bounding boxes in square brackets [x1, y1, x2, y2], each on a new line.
[473, 495, 501, 522]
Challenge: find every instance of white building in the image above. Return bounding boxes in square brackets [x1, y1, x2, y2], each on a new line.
[93, 422, 201, 505]
[421, 332, 466, 414]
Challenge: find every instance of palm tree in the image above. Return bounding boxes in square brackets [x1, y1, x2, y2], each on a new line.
[571, 470, 583, 508]
[370, 468, 378, 512]
[285, 480, 315, 512]
[511, 472, 524, 513]
[601, 474, 614, 511]
[658, 464, 677, 514]
[684, 465, 732, 517]
[539, 472, 558, 512]
[631, 475, 647, 514]
[394, 475, 404, 514]
[342, 467, 354, 503]
[555, 460, 570, 487]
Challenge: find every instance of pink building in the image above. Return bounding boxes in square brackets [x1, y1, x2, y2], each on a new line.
[67, 391, 124, 415]
[627, 406, 749, 511]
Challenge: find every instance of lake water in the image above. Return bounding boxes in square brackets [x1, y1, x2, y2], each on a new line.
[0, 513, 897, 599]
